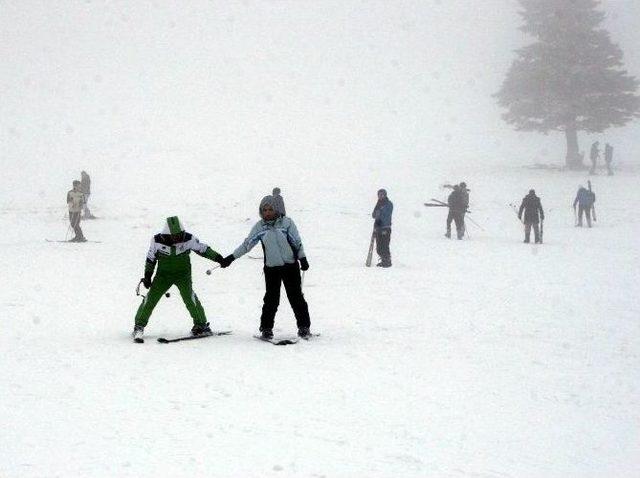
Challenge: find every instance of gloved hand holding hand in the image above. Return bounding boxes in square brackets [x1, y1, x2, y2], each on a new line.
[221, 254, 235, 268]
[299, 257, 309, 271]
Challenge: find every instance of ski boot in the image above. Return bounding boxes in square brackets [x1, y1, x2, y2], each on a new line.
[191, 322, 213, 337]
[298, 327, 312, 339]
[260, 328, 273, 340]
[132, 325, 144, 343]
[444, 231, 451, 239]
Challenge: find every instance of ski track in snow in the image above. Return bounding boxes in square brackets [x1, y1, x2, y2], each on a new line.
[1, 169, 639, 477]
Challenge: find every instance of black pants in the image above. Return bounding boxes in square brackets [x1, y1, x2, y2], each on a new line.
[524, 221, 540, 243]
[578, 205, 592, 227]
[375, 228, 392, 265]
[260, 262, 310, 331]
[446, 211, 465, 239]
[69, 212, 84, 240]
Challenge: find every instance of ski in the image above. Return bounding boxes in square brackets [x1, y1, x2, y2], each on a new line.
[253, 334, 299, 346]
[253, 333, 319, 346]
[157, 331, 232, 343]
[46, 239, 102, 243]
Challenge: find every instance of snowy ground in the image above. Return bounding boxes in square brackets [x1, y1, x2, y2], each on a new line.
[1, 164, 639, 477]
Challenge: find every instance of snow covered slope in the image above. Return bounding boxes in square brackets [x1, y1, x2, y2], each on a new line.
[1, 164, 639, 477]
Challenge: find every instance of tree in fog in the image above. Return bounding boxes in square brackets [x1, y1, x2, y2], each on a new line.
[495, 0, 639, 169]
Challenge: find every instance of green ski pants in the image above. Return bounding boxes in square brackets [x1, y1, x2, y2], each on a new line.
[134, 274, 207, 327]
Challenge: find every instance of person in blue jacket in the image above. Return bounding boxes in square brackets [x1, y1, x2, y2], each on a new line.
[372, 188, 393, 267]
[220, 195, 311, 339]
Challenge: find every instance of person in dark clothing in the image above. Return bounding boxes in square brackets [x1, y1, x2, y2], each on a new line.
[221, 195, 311, 339]
[272, 187, 286, 216]
[589, 141, 600, 175]
[67, 180, 86, 242]
[604, 143, 614, 176]
[573, 186, 595, 227]
[372, 188, 393, 267]
[445, 183, 468, 239]
[518, 189, 544, 243]
[80, 171, 95, 219]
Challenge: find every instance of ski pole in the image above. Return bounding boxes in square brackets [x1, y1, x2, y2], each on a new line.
[465, 214, 485, 231]
[205, 264, 220, 275]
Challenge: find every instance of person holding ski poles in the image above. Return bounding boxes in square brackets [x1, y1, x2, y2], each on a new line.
[573, 186, 596, 228]
[445, 184, 467, 239]
[132, 216, 225, 343]
[67, 180, 86, 242]
[518, 189, 544, 244]
[372, 188, 393, 267]
[219, 195, 312, 340]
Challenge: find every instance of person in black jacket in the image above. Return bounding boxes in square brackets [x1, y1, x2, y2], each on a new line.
[445, 184, 468, 239]
[518, 189, 544, 244]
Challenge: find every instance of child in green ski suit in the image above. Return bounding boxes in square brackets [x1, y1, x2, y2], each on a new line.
[132, 216, 224, 342]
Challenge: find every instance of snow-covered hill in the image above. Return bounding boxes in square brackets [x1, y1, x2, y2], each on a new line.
[1, 164, 638, 477]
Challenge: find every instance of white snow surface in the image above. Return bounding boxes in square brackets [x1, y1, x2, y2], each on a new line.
[2, 1, 640, 476]
[1, 165, 639, 478]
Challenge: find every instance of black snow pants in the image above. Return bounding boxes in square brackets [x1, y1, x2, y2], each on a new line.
[524, 221, 540, 243]
[260, 262, 311, 331]
[446, 211, 465, 239]
[375, 228, 392, 266]
[578, 205, 592, 227]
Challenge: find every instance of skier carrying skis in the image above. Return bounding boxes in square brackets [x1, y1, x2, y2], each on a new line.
[445, 183, 468, 239]
[372, 188, 393, 267]
[573, 186, 596, 228]
[518, 189, 544, 243]
[67, 180, 86, 242]
[132, 216, 225, 342]
[272, 187, 286, 216]
[220, 195, 312, 339]
[80, 171, 96, 219]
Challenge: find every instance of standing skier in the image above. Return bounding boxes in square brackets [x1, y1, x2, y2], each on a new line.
[272, 187, 286, 216]
[445, 184, 468, 240]
[372, 188, 393, 267]
[604, 143, 614, 176]
[132, 216, 224, 342]
[67, 180, 86, 242]
[518, 189, 544, 243]
[573, 186, 596, 228]
[80, 171, 95, 219]
[220, 196, 311, 339]
[589, 141, 600, 175]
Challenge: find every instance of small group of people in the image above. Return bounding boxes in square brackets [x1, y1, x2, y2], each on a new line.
[132, 188, 312, 343]
[515, 182, 596, 243]
[589, 141, 615, 176]
[65, 171, 94, 242]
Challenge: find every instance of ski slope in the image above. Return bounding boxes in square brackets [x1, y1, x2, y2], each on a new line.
[1, 164, 639, 478]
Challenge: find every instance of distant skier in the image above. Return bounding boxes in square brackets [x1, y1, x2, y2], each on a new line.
[80, 171, 95, 219]
[272, 187, 286, 216]
[67, 180, 86, 242]
[132, 216, 225, 343]
[372, 188, 393, 267]
[445, 183, 468, 240]
[604, 143, 614, 176]
[518, 189, 544, 243]
[573, 186, 596, 228]
[220, 196, 312, 339]
[589, 141, 600, 175]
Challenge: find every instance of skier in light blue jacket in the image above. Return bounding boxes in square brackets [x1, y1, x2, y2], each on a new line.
[221, 196, 312, 339]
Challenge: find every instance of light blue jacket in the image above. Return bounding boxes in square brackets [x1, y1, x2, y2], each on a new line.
[233, 216, 306, 267]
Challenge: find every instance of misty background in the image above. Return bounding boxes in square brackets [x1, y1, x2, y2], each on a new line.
[2, 0, 639, 213]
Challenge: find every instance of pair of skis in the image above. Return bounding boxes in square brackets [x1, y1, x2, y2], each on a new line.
[146, 330, 318, 346]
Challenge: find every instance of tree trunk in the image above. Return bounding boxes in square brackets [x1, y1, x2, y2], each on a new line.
[565, 126, 584, 169]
